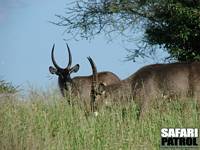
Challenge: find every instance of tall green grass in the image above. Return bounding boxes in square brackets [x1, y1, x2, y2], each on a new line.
[0, 90, 199, 150]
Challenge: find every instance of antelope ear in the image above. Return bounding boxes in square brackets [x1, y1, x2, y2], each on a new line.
[49, 66, 57, 74]
[98, 82, 106, 94]
[70, 64, 80, 73]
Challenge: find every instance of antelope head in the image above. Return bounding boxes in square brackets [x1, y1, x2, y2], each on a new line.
[49, 44, 80, 96]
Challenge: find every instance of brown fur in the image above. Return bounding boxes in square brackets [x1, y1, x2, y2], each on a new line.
[94, 62, 200, 118]
[69, 71, 120, 99]
[49, 44, 120, 105]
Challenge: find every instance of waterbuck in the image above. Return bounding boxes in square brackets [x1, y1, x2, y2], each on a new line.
[89, 61, 200, 118]
[49, 44, 120, 104]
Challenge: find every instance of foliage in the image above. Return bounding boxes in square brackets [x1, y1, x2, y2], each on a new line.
[0, 89, 199, 149]
[53, 0, 200, 61]
[146, 0, 200, 61]
[0, 79, 17, 93]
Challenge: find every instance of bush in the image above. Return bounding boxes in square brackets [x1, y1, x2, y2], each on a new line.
[0, 80, 17, 93]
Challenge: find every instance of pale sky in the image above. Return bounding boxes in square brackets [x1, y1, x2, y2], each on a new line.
[0, 0, 166, 90]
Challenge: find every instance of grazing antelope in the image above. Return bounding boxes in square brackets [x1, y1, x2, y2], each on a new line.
[49, 44, 120, 105]
[89, 61, 200, 118]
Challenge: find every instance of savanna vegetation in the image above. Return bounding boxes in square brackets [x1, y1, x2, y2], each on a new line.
[0, 88, 199, 150]
[1, 0, 200, 149]
[54, 0, 200, 62]
[0, 79, 17, 94]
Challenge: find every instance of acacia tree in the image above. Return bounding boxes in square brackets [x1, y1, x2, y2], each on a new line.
[53, 0, 200, 62]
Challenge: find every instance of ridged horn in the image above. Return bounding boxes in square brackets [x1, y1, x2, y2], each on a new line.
[51, 44, 62, 70]
[87, 56, 97, 83]
[87, 56, 98, 112]
[65, 43, 72, 70]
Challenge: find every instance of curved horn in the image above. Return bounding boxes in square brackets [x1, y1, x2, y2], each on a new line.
[87, 56, 98, 83]
[66, 43, 72, 69]
[51, 44, 62, 70]
[87, 56, 98, 112]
